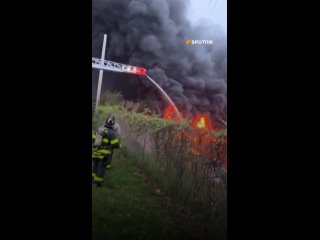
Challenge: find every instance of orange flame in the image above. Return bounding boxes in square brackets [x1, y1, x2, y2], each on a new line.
[191, 114, 213, 130]
[163, 104, 182, 121]
[162, 105, 226, 171]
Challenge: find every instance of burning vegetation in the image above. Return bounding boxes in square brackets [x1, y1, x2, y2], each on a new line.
[163, 104, 227, 171]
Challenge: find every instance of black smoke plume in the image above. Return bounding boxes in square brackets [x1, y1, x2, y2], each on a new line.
[92, 0, 227, 124]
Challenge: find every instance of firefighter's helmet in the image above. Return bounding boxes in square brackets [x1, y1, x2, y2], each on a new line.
[105, 116, 115, 128]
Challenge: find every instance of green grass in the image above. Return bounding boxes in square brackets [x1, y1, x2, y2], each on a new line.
[92, 149, 225, 240]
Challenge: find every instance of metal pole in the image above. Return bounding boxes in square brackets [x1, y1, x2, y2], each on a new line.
[95, 34, 107, 111]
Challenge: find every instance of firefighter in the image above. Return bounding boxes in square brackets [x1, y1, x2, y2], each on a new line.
[96, 115, 121, 169]
[92, 116, 121, 187]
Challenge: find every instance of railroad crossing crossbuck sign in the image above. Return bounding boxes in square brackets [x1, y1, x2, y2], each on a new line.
[92, 34, 147, 111]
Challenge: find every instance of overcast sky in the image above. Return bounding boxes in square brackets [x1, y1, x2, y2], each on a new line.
[187, 0, 227, 34]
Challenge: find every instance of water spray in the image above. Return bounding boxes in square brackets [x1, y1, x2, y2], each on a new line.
[146, 75, 182, 120]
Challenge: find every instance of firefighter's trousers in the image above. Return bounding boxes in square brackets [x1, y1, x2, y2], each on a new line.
[92, 155, 112, 185]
